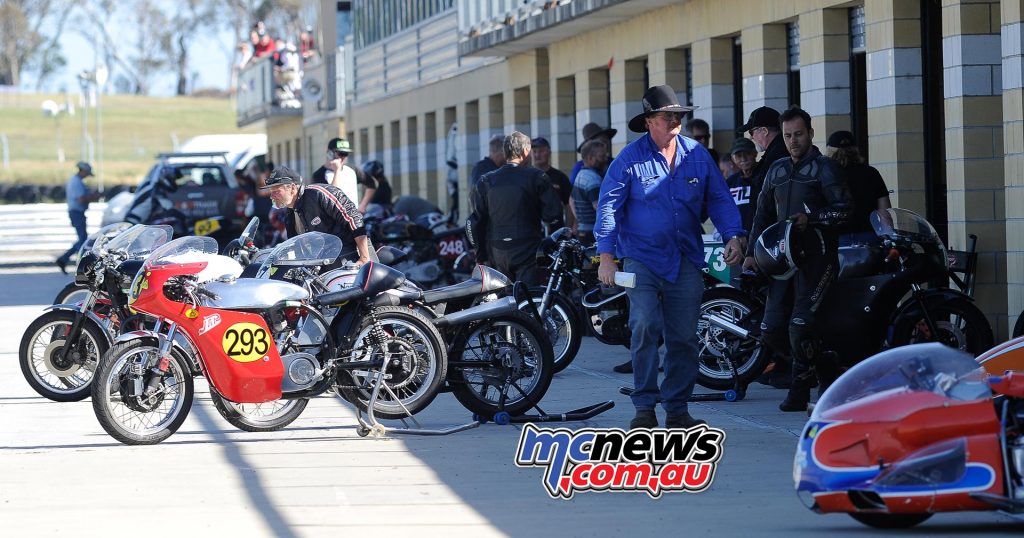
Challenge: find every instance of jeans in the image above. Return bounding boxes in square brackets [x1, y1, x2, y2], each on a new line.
[624, 257, 704, 414]
[58, 210, 88, 264]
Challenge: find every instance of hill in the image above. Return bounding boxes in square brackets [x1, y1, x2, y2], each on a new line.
[0, 92, 253, 187]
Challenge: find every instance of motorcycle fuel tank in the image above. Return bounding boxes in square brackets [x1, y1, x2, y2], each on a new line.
[201, 279, 310, 309]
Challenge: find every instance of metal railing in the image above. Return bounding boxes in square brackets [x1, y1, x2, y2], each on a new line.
[236, 55, 303, 127]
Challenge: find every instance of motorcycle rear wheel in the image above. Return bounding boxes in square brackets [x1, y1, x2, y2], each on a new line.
[19, 310, 108, 401]
[336, 306, 447, 419]
[890, 297, 994, 356]
[91, 340, 194, 445]
[209, 391, 309, 432]
[849, 512, 932, 529]
[523, 287, 581, 373]
[449, 312, 555, 417]
[696, 287, 766, 391]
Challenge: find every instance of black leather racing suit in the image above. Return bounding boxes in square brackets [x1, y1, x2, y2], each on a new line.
[747, 146, 852, 391]
[285, 183, 366, 261]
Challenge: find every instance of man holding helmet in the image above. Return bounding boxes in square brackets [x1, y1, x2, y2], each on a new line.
[742, 106, 853, 412]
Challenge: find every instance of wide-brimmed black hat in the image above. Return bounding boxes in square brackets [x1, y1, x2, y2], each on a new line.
[260, 164, 303, 190]
[577, 123, 617, 152]
[628, 85, 697, 133]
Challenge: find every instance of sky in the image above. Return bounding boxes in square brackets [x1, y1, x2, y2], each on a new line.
[22, 19, 237, 97]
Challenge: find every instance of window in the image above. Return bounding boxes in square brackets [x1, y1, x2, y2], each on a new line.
[787, 22, 800, 108]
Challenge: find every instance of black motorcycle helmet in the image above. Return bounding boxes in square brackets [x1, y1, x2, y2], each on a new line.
[362, 160, 384, 178]
[753, 221, 825, 280]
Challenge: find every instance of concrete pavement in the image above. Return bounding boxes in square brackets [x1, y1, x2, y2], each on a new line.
[1, 267, 1021, 537]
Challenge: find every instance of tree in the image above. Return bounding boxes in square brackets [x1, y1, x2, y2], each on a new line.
[0, 0, 78, 87]
[78, 0, 171, 95]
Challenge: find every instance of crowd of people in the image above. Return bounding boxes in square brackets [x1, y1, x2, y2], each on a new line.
[57, 74, 892, 429]
[460, 85, 891, 428]
[237, 21, 319, 109]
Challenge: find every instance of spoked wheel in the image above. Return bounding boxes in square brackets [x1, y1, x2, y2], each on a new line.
[53, 282, 91, 305]
[449, 312, 555, 417]
[891, 298, 994, 356]
[849, 512, 932, 529]
[19, 310, 108, 401]
[522, 288, 581, 373]
[91, 340, 194, 445]
[696, 287, 766, 391]
[209, 391, 308, 432]
[336, 306, 447, 419]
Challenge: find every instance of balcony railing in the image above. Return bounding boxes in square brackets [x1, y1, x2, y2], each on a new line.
[236, 55, 303, 127]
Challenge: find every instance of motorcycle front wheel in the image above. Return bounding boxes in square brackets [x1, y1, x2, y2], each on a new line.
[696, 287, 766, 391]
[209, 392, 309, 432]
[449, 312, 555, 417]
[19, 310, 108, 401]
[53, 282, 91, 305]
[91, 340, 194, 445]
[890, 297, 994, 356]
[523, 287, 582, 373]
[336, 306, 447, 419]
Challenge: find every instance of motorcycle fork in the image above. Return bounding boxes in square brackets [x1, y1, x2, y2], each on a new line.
[142, 322, 178, 397]
[907, 283, 944, 339]
[58, 291, 97, 364]
[538, 254, 564, 317]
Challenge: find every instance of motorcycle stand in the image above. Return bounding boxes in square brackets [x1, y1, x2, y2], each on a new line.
[471, 374, 615, 426]
[342, 368, 481, 439]
[618, 351, 749, 403]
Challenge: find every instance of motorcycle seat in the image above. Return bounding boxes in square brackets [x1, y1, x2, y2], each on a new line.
[838, 245, 886, 280]
[315, 261, 405, 306]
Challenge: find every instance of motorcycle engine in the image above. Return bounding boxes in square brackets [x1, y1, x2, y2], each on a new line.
[591, 310, 630, 345]
[281, 352, 320, 393]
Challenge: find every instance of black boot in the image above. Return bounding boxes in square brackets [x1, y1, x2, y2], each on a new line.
[613, 360, 633, 374]
[779, 366, 816, 412]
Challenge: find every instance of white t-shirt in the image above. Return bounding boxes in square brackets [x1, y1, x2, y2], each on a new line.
[327, 166, 359, 204]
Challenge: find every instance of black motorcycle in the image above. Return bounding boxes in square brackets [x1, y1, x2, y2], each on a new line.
[19, 225, 173, 401]
[371, 198, 475, 289]
[318, 246, 555, 419]
[699, 208, 995, 388]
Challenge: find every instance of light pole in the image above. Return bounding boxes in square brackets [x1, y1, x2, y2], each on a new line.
[76, 70, 95, 167]
[95, 65, 108, 193]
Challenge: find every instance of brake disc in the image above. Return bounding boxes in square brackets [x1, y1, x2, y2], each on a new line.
[43, 339, 82, 377]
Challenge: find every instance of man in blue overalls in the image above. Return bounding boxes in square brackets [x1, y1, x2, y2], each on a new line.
[595, 85, 745, 429]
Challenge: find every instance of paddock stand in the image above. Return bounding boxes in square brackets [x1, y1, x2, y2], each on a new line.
[339, 367, 482, 439]
[471, 370, 615, 426]
[617, 345, 750, 403]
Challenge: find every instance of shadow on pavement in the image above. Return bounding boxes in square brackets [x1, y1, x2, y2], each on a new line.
[0, 270, 72, 306]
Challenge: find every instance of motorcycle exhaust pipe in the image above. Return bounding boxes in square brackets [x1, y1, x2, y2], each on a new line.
[433, 296, 518, 328]
[701, 312, 750, 339]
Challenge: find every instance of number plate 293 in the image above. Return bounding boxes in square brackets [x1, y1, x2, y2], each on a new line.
[221, 322, 271, 362]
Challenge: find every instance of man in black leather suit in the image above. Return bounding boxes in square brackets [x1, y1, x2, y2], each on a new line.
[742, 107, 853, 412]
[468, 131, 564, 285]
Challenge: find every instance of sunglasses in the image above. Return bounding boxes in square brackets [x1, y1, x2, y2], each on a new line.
[327, 150, 350, 160]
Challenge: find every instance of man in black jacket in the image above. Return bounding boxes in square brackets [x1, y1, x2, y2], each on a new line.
[262, 165, 371, 266]
[742, 107, 853, 412]
[468, 131, 564, 285]
[739, 106, 789, 189]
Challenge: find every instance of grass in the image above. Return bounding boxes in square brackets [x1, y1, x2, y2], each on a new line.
[0, 92, 255, 187]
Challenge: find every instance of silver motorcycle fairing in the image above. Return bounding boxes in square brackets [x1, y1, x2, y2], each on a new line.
[200, 279, 310, 309]
[44, 304, 115, 342]
[113, 329, 203, 373]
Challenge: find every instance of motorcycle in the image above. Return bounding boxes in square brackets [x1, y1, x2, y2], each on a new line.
[20, 224, 174, 401]
[53, 222, 135, 305]
[371, 202, 475, 289]
[91, 233, 446, 445]
[319, 246, 554, 418]
[700, 208, 995, 388]
[530, 228, 759, 378]
[794, 342, 1024, 528]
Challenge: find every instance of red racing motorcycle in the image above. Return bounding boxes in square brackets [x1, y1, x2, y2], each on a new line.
[90, 234, 446, 445]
